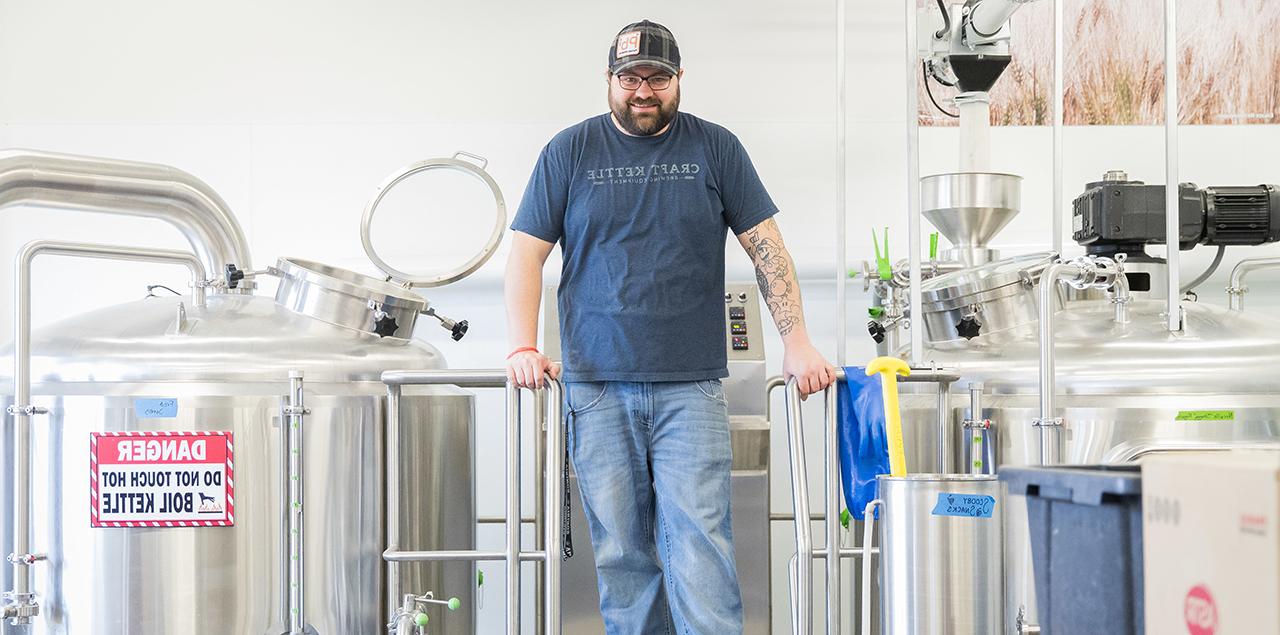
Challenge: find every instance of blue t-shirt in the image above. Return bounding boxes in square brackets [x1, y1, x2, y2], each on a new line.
[512, 112, 779, 382]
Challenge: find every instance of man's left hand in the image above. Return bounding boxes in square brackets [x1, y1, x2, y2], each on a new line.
[783, 340, 837, 397]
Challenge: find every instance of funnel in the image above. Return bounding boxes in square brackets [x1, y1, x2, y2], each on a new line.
[921, 172, 1022, 249]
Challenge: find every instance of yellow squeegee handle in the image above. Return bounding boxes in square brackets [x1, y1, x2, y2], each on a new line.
[865, 357, 911, 477]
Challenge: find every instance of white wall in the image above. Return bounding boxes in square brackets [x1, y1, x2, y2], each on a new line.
[2, 1, 1279, 633]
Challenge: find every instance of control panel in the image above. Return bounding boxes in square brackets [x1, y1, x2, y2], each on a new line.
[724, 283, 765, 362]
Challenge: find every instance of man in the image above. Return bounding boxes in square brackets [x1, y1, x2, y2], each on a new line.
[504, 19, 835, 634]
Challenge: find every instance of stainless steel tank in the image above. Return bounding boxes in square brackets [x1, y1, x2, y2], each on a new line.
[1, 150, 505, 634]
[1, 266, 477, 635]
[896, 269, 1280, 633]
[860, 170, 1280, 632]
[863, 474, 1003, 635]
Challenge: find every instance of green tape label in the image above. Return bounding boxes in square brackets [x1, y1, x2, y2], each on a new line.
[1175, 410, 1235, 421]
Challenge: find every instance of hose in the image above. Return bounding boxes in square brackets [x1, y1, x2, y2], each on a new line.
[1180, 245, 1225, 294]
[935, 0, 952, 39]
[923, 62, 960, 118]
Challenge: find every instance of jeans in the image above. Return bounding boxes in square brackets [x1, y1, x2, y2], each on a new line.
[565, 380, 743, 635]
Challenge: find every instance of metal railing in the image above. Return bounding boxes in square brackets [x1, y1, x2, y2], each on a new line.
[381, 369, 565, 635]
[784, 366, 960, 635]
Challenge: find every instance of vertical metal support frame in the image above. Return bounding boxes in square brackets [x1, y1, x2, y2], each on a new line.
[1052, 0, 1064, 255]
[835, 0, 848, 367]
[381, 370, 564, 635]
[906, 0, 925, 364]
[1163, 0, 1182, 332]
[784, 367, 959, 634]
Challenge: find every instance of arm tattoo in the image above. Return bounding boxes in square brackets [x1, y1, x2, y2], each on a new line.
[747, 221, 803, 337]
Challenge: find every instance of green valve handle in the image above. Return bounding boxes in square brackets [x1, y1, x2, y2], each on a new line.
[871, 227, 893, 281]
[840, 508, 851, 529]
[447, 598, 461, 611]
[929, 232, 939, 260]
[414, 612, 429, 627]
[477, 570, 484, 586]
[868, 307, 885, 319]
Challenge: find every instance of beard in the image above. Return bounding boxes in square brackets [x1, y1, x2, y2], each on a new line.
[609, 85, 680, 136]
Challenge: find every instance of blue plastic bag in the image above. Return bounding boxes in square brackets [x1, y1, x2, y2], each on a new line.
[837, 367, 890, 521]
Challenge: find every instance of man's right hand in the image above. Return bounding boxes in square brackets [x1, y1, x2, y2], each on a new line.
[506, 350, 560, 389]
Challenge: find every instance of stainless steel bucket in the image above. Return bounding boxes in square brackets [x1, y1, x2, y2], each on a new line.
[861, 474, 1004, 635]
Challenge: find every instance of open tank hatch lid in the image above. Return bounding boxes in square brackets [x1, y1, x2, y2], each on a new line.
[922, 251, 1057, 311]
[359, 151, 507, 289]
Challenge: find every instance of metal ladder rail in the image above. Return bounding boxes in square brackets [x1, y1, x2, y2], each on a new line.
[784, 366, 960, 635]
[381, 369, 565, 635]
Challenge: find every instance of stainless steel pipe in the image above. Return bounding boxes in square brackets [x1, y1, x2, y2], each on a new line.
[0, 150, 252, 290]
[784, 376, 814, 635]
[823, 385, 841, 633]
[6, 239, 208, 625]
[935, 379, 953, 473]
[381, 369, 564, 635]
[385, 383, 404, 610]
[1035, 262, 1080, 465]
[1226, 257, 1280, 310]
[1037, 258, 1130, 465]
[506, 382, 521, 635]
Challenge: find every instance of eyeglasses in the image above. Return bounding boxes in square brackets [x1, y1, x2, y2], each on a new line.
[614, 73, 674, 91]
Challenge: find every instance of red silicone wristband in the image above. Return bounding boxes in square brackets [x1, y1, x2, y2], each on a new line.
[506, 346, 539, 359]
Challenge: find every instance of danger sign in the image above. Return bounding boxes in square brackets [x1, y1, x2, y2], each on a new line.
[90, 431, 234, 528]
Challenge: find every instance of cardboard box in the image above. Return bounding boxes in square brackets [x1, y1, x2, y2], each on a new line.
[1143, 451, 1280, 635]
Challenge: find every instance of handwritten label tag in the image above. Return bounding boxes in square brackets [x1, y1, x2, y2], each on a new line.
[931, 493, 996, 518]
[1175, 410, 1234, 421]
[134, 398, 178, 419]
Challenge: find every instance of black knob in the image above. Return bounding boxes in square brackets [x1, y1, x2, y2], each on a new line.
[225, 264, 245, 290]
[956, 315, 982, 340]
[867, 320, 886, 344]
[373, 314, 400, 338]
[451, 320, 469, 341]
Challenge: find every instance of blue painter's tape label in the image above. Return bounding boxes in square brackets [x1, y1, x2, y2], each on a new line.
[134, 398, 178, 419]
[931, 493, 996, 518]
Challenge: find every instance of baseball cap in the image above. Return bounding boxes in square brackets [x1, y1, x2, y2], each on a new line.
[608, 20, 681, 76]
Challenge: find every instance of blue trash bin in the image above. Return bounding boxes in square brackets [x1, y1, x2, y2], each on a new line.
[1000, 465, 1144, 635]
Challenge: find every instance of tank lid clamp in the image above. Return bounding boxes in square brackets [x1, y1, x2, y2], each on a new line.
[5, 405, 48, 417]
[222, 263, 280, 290]
[962, 418, 992, 430]
[1031, 417, 1063, 428]
[282, 405, 311, 416]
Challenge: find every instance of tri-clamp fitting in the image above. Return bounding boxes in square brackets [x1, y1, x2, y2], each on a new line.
[3, 591, 40, 624]
[1057, 254, 1131, 323]
[5, 405, 48, 417]
[388, 591, 462, 635]
[1058, 254, 1126, 293]
[6, 553, 46, 566]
